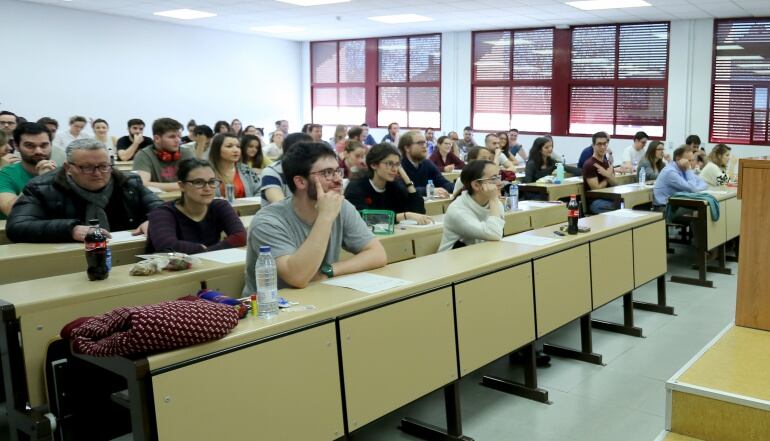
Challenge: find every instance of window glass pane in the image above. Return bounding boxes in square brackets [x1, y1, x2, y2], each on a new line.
[615, 87, 665, 137]
[473, 86, 511, 131]
[572, 26, 616, 80]
[511, 86, 551, 133]
[379, 38, 407, 83]
[312, 42, 338, 84]
[513, 29, 553, 80]
[339, 40, 366, 83]
[312, 88, 339, 125]
[409, 35, 441, 82]
[711, 84, 754, 143]
[569, 86, 614, 134]
[408, 87, 440, 128]
[378, 86, 407, 127]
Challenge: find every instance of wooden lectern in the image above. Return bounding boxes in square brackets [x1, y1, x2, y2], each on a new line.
[735, 158, 770, 331]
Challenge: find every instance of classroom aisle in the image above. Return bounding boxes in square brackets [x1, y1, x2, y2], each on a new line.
[355, 243, 738, 441]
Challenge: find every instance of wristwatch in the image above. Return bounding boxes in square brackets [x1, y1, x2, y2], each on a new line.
[404, 181, 415, 187]
[320, 263, 334, 278]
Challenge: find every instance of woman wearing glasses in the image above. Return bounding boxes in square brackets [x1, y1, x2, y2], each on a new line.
[208, 133, 260, 199]
[438, 159, 504, 251]
[145, 158, 246, 254]
[429, 136, 465, 173]
[344, 143, 430, 224]
[637, 140, 666, 181]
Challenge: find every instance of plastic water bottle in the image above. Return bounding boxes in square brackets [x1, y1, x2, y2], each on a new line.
[632, 159, 638, 173]
[555, 163, 564, 184]
[426, 179, 435, 200]
[507, 184, 519, 211]
[255, 245, 278, 319]
[638, 166, 646, 187]
[225, 183, 235, 203]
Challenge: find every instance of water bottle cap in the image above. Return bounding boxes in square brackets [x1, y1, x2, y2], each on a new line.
[259, 245, 271, 253]
[428, 180, 433, 184]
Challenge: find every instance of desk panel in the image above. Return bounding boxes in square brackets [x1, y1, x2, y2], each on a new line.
[340, 287, 457, 430]
[530, 205, 567, 229]
[707, 201, 728, 250]
[590, 231, 634, 308]
[0, 220, 7, 245]
[152, 323, 343, 441]
[633, 221, 667, 287]
[413, 232, 442, 257]
[726, 197, 741, 241]
[504, 211, 532, 236]
[534, 244, 591, 337]
[455, 263, 535, 376]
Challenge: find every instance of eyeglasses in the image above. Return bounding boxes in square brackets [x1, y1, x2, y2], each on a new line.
[72, 164, 112, 174]
[184, 178, 222, 189]
[309, 167, 344, 180]
[380, 161, 400, 169]
[0, 121, 16, 127]
[476, 175, 502, 183]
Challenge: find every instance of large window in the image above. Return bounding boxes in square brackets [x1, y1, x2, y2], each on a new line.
[471, 23, 670, 139]
[710, 18, 770, 145]
[311, 34, 441, 129]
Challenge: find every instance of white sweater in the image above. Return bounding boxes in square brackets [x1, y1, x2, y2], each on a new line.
[438, 192, 505, 252]
[699, 162, 729, 186]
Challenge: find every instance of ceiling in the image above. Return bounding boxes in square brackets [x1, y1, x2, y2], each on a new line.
[21, 0, 770, 41]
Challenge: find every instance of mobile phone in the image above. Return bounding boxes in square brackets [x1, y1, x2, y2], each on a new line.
[553, 230, 566, 237]
[578, 226, 591, 233]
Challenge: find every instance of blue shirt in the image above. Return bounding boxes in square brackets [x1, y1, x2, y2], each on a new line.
[653, 162, 708, 206]
[364, 134, 376, 146]
[401, 157, 454, 196]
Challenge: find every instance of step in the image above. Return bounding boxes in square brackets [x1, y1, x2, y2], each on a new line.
[654, 430, 704, 441]
[666, 324, 770, 441]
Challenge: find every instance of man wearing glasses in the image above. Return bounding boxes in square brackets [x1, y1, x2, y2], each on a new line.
[7, 138, 162, 243]
[244, 142, 386, 291]
[620, 131, 649, 173]
[399, 130, 454, 198]
[0, 111, 18, 153]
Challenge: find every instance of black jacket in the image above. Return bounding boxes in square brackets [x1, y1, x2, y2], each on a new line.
[7, 169, 163, 243]
[344, 177, 425, 215]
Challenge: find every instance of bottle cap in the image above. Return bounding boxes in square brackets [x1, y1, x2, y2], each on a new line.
[88, 219, 100, 226]
[259, 245, 271, 253]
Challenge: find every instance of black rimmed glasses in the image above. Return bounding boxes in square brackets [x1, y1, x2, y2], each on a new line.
[381, 161, 400, 169]
[184, 178, 222, 189]
[475, 175, 502, 183]
[72, 164, 112, 174]
[309, 168, 344, 180]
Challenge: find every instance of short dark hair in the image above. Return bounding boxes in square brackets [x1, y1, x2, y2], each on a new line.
[152, 118, 182, 136]
[177, 157, 213, 182]
[592, 131, 609, 145]
[282, 132, 313, 159]
[463, 126, 472, 132]
[365, 143, 400, 178]
[187, 119, 197, 129]
[437, 135, 450, 146]
[634, 131, 649, 141]
[673, 145, 690, 161]
[214, 121, 231, 134]
[0, 111, 17, 120]
[460, 160, 494, 195]
[348, 126, 363, 139]
[282, 141, 336, 193]
[275, 120, 286, 127]
[127, 118, 145, 129]
[484, 133, 498, 144]
[69, 115, 87, 125]
[685, 134, 701, 146]
[510, 128, 519, 133]
[37, 117, 58, 129]
[309, 124, 322, 132]
[388, 122, 399, 130]
[361, 123, 369, 128]
[466, 146, 485, 161]
[13, 122, 52, 145]
[91, 118, 109, 128]
[301, 123, 312, 134]
[193, 124, 213, 138]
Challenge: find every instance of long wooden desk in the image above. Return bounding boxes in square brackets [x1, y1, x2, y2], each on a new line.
[586, 183, 653, 210]
[0, 220, 7, 245]
[1, 210, 671, 441]
[518, 177, 584, 201]
[667, 188, 740, 288]
[114, 161, 133, 172]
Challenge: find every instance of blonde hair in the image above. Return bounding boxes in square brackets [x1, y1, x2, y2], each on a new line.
[708, 144, 731, 168]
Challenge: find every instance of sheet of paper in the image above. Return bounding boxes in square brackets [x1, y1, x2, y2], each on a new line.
[196, 248, 247, 264]
[704, 190, 729, 195]
[564, 176, 583, 183]
[237, 196, 262, 203]
[109, 231, 144, 243]
[502, 235, 561, 246]
[401, 221, 442, 228]
[521, 201, 560, 208]
[321, 273, 411, 294]
[605, 209, 649, 218]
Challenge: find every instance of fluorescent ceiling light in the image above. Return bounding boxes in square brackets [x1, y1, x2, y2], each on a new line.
[250, 25, 304, 33]
[276, 0, 350, 5]
[566, 0, 650, 11]
[717, 45, 744, 50]
[368, 14, 433, 24]
[153, 9, 216, 20]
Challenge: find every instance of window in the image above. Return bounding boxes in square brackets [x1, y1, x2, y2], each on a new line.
[710, 19, 770, 145]
[568, 23, 669, 138]
[377, 35, 441, 129]
[311, 40, 367, 125]
[310, 34, 441, 129]
[472, 29, 553, 133]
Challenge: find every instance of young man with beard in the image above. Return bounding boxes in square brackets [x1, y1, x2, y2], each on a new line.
[132, 118, 194, 191]
[0, 123, 58, 218]
[399, 130, 454, 198]
[244, 141, 386, 291]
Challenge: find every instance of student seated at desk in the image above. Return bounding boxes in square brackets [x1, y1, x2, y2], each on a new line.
[0, 123, 58, 219]
[523, 136, 557, 183]
[181, 124, 213, 160]
[344, 143, 430, 224]
[338, 140, 366, 179]
[582, 131, 617, 215]
[652, 146, 708, 209]
[208, 133, 260, 198]
[439, 160, 505, 251]
[620, 131, 648, 173]
[240, 134, 272, 173]
[700, 144, 731, 186]
[451, 147, 493, 198]
[133, 118, 195, 192]
[485, 133, 517, 172]
[146, 159, 245, 254]
[400, 130, 454, 198]
[637, 140, 666, 180]
[244, 142, 387, 291]
[259, 132, 312, 207]
[7, 139, 162, 243]
[116, 118, 154, 161]
[429, 136, 465, 173]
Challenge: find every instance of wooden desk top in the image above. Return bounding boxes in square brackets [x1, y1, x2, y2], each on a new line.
[146, 210, 663, 370]
[669, 188, 737, 204]
[114, 161, 133, 171]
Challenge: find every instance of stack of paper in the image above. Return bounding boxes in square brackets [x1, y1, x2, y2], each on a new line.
[322, 273, 411, 294]
[196, 248, 248, 264]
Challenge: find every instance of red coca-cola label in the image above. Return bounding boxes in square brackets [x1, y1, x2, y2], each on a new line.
[568, 209, 579, 217]
[85, 241, 107, 251]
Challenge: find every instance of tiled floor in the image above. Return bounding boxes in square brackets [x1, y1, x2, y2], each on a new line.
[0, 244, 738, 441]
[352, 243, 738, 441]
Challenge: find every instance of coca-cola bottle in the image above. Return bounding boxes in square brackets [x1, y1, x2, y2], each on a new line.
[85, 219, 110, 281]
[567, 195, 579, 235]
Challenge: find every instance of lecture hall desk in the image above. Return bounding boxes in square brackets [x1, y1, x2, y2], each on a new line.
[0, 220, 7, 245]
[586, 183, 654, 210]
[4, 210, 668, 441]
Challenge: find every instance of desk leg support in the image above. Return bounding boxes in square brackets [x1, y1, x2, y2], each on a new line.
[543, 315, 603, 366]
[726, 238, 739, 262]
[399, 382, 474, 441]
[691, 244, 732, 275]
[591, 293, 644, 338]
[670, 207, 714, 288]
[633, 276, 676, 315]
[480, 344, 550, 404]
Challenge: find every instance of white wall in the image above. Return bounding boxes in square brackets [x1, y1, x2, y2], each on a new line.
[1, 0, 303, 137]
[306, 19, 770, 162]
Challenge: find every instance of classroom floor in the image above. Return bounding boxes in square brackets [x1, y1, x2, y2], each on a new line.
[0, 243, 738, 441]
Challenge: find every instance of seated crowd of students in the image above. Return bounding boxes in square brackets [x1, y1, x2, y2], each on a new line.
[0, 110, 735, 294]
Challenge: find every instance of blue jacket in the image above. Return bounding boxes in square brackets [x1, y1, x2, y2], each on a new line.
[401, 157, 454, 196]
[653, 162, 708, 206]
